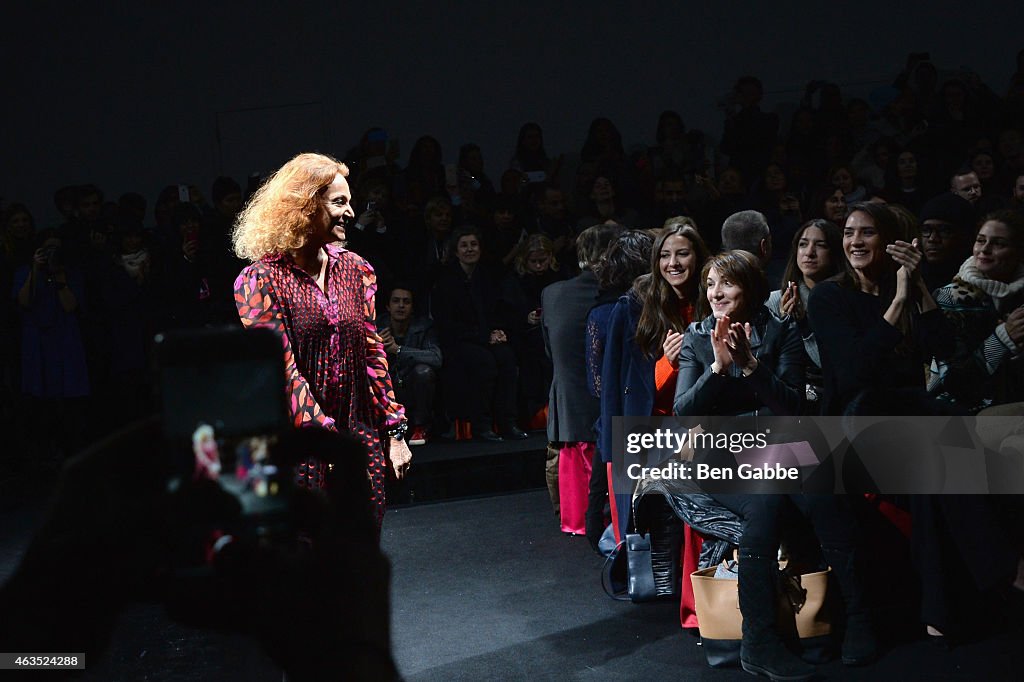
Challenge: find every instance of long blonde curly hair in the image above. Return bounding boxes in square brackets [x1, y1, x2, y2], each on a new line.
[232, 152, 349, 261]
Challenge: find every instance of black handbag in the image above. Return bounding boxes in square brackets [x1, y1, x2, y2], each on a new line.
[601, 494, 684, 603]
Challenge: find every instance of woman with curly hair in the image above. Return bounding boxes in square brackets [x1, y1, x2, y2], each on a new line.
[232, 152, 411, 533]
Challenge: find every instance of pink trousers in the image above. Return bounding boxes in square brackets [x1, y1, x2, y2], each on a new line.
[557, 441, 594, 534]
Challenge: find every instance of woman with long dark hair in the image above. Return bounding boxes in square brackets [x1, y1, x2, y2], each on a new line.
[600, 220, 710, 539]
[767, 219, 845, 410]
[807, 202, 953, 415]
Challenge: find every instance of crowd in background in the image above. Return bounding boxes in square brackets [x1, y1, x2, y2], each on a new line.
[3, 49, 1024, 478]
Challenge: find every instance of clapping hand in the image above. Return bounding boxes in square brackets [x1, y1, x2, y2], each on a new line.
[710, 315, 757, 375]
[779, 282, 804, 320]
[663, 330, 684, 369]
[1005, 307, 1024, 346]
[887, 239, 923, 295]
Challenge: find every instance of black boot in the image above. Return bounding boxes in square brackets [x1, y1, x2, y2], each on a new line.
[822, 546, 877, 666]
[739, 550, 815, 682]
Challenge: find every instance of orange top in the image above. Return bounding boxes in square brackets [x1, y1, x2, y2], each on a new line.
[651, 299, 695, 415]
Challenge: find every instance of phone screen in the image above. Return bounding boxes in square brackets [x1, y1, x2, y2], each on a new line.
[157, 327, 291, 521]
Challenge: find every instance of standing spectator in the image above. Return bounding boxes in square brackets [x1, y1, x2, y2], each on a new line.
[13, 230, 91, 464]
[542, 224, 620, 534]
[599, 221, 710, 539]
[585, 230, 654, 549]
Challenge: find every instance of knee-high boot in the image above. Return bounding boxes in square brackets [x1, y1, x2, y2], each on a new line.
[739, 550, 815, 682]
[821, 546, 877, 666]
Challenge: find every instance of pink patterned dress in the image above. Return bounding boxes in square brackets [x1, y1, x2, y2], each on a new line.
[234, 243, 405, 529]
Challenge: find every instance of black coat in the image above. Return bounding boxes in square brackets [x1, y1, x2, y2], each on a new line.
[430, 262, 512, 348]
[541, 270, 600, 441]
[807, 281, 955, 416]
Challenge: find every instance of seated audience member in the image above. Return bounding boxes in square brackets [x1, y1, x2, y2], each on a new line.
[509, 122, 561, 186]
[203, 177, 247, 322]
[751, 164, 802, 281]
[829, 164, 868, 205]
[575, 174, 638, 232]
[719, 75, 779, 190]
[413, 196, 455, 302]
[482, 196, 529, 272]
[883, 148, 930, 215]
[394, 135, 446, 225]
[584, 229, 654, 548]
[918, 192, 976, 291]
[649, 174, 692, 227]
[431, 227, 523, 442]
[767, 219, 845, 411]
[505, 234, 564, 422]
[457, 143, 497, 225]
[531, 185, 576, 272]
[693, 167, 748, 252]
[807, 202, 954, 416]
[931, 210, 1024, 411]
[377, 285, 442, 446]
[349, 175, 403, 296]
[674, 250, 874, 679]
[541, 224, 621, 533]
[1012, 172, 1024, 211]
[721, 209, 773, 276]
[950, 165, 984, 210]
[158, 202, 215, 330]
[808, 203, 1023, 645]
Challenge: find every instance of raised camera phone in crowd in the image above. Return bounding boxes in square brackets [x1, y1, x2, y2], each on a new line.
[155, 327, 291, 531]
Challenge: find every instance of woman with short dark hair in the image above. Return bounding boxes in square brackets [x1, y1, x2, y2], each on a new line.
[674, 250, 875, 679]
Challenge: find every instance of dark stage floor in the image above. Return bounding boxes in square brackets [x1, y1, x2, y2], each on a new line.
[1, 439, 1022, 680]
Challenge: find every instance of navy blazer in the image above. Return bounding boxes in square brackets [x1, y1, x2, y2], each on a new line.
[599, 293, 657, 463]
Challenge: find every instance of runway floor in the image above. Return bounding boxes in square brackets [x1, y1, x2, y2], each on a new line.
[1, 466, 1022, 679]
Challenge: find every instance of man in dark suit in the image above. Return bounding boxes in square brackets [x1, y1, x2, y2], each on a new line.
[541, 224, 621, 534]
[377, 284, 443, 446]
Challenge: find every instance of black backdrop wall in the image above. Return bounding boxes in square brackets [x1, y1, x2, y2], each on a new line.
[4, 1, 1017, 226]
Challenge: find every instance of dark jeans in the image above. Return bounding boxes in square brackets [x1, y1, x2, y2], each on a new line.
[711, 493, 857, 555]
[393, 364, 437, 427]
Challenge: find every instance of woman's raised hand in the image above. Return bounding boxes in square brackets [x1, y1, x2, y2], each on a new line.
[662, 330, 684, 369]
[727, 321, 758, 374]
[888, 238, 923, 294]
[710, 315, 733, 374]
[779, 282, 804, 320]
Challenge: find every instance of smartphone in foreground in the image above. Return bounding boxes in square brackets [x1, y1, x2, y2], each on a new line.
[155, 326, 291, 530]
